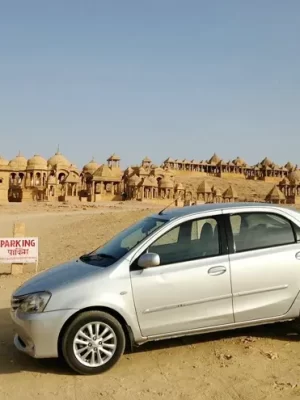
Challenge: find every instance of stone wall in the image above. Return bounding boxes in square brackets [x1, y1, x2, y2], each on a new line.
[171, 170, 207, 177]
[218, 172, 246, 180]
[263, 176, 283, 183]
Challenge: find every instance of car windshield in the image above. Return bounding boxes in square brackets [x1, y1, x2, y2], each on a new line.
[80, 216, 168, 266]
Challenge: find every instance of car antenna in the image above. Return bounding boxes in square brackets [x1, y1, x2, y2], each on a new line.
[158, 198, 178, 215]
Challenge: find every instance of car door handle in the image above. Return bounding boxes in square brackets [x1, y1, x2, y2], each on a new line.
[295, 252, 300, 261]
[208, 266, 227, 276]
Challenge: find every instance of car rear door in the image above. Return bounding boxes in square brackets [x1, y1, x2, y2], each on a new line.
[130, 213, 234, 337]
[224, 208, 300, 323]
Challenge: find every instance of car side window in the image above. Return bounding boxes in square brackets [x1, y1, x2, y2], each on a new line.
[148, 217, 220, 266]
[229, 212, 296, 253]
[151, 226, 180, 246]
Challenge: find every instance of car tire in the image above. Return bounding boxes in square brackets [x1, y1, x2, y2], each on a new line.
[61, 310, 126, 375]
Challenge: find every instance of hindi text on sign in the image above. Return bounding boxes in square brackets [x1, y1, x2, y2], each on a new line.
[0, 237, 38, 264]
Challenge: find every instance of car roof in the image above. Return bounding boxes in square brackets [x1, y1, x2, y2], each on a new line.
[153, 202, 296, 220]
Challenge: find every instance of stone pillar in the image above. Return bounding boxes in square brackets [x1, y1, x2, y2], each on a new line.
[140, 187, 144, 201]
[91, 181, 95, 201]
[25, 172, 31, 188]
[11, 222, 25, 275]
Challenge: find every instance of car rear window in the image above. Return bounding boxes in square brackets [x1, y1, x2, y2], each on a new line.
[230, 212, 296, 252]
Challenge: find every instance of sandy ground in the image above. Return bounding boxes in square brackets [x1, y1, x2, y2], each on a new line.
[1, 202, 300, 400]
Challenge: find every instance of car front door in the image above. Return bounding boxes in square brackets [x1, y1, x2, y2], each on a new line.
[225, 209, 300, 323]
[130, 213, 234, 337]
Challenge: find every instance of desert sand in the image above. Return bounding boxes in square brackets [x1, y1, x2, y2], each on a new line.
[1, 202, 300, 400]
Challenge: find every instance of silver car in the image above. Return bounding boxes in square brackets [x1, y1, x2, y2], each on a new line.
[10, 203, 300, 375]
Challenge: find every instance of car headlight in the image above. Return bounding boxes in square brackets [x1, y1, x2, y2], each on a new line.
[18, 292, 51, 313]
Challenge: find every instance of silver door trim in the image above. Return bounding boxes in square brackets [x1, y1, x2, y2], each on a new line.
[233, 284, 288, 297]
[143, 293, 232, 314]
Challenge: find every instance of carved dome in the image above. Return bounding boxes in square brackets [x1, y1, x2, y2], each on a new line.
[93, 164, 114, 178]
[164, 157, 175, 163]
[143, 176, 158, 187]
[48, 151, 70, 167]
[223, 186, 238, 199]
[266, 185, 285, 201]
[83, 158, 100, 174]
[0, 156, 9, 168]
[261, 157, 273, 168]
[138, 167, 148, 176]
[233, 156, 247, 167]
[27, 154, 47, 169]
[285, 162, 294, 171]
[124, 167, 134, 175]
[153, 166, 165, 176]
[149, 176, 158, 187]
[142, 177, 153, 187]
[197, 181, 211, 193]
[208, 153, 221, 165]
[128, 174, 140, 186]
[280, 177, 290, 185]
[288, 170, 300, 184]
[159, 176, 174, 189]
[142, 156, 152, 163]
[175, 182, 184, 190]
[217, 160, 227, 167]
[9, 153, 27, 170]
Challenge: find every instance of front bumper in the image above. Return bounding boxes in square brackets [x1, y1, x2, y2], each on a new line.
[10, 308, 77, 358]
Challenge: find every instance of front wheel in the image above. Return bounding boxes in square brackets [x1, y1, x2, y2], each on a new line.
[61, 310, 126, 375]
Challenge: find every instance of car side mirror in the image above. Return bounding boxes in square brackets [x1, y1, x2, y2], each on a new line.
[138, 253, 160, 268]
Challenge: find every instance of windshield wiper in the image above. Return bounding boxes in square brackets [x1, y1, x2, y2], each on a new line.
[96, 253, 116, 260]
[80, 253, 95, 261]
[80, 253, 116, 261]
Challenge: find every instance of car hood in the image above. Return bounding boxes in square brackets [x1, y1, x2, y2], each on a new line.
[13, 259, 105, 297]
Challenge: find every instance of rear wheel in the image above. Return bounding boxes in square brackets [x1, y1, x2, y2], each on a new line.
[61, 310, 126, 375]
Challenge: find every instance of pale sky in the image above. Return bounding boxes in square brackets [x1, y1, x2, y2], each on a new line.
[0, 0, 299, 168]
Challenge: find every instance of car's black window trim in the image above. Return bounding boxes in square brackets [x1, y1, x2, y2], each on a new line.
[293, 221, 300, 242]
[224, 211, 298, 255]
[130, 214, 229, 271]
[224, 213, 235, 254]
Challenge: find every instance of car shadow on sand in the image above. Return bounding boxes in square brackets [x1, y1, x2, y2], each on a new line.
[1, 307, 300, 375]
